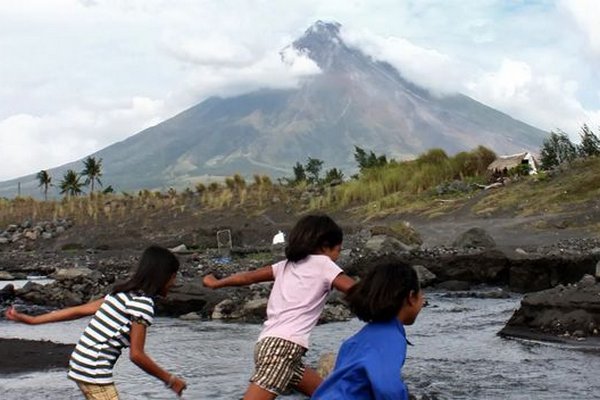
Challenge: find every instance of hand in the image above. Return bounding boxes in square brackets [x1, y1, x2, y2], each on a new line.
[170, 376, 187, 396]
[202, 274, 220, 289]
[4, 306, 29, 323]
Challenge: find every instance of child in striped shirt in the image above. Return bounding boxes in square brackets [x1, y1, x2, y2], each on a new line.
[5, 245, 187, 399]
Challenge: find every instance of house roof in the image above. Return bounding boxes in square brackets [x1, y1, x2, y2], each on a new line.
[487, 152, 529, 171]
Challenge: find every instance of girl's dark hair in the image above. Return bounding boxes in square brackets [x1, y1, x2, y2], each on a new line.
[346, 256, 420, 322]
[285, 214, 343, 262]
[112, 245, 179, 296]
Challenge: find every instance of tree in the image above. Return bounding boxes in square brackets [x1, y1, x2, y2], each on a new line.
[540, 130, 577, 170]
[292, 162, 306, 184]
[354, 146, 388, 173]
[305, 157, 324, 184]
[577, 124, 600, 158]
[323, 168, 344, 184]
[81, 156, 103, 194]
[36, 170, 52, 201]
[59, 170, 84, 197]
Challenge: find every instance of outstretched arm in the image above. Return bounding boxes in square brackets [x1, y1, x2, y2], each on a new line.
[202, 265, 274, 289]
[5, 298, 104, 325]
[129, 322, 187, 396]
[332, 273, 355, 294]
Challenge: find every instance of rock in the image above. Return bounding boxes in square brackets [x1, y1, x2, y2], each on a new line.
[365, 235, 413, 254]
[319, 304, 353, 324]
[515, 248, 528, 255]
[414, 265, 436, 287]
[579, 274, 596, 287]
[435, 280, 471, 291]
[241, 298, 268, 320]
[0, 271, 15, 280]
[24, 230, 39, 240]
[170, 244, 188, 254]
[0, 237, 9, 244]
[180, 312, 201, 320]
[500, 275, 600, 340]
[452, 227, 496, 249]
[212, 299, 243, 320]
[0, 283, 15, 302]
[157, 282, 221, 317]
[50, 267, 94, 281]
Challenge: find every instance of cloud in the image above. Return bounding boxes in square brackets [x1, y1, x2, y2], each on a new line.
[172, 47, 321, 107]
[340, 26, 600, 139]
[0, 97, 169, 181]
[560, 0, 600, 58]
[465, 59, 595, 136]
[161, 33, 258, 68]
[340, 27, 467, 95]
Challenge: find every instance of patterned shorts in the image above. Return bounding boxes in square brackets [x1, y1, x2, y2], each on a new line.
[77, 381, 119, 400]
[250, 336, 307, 395]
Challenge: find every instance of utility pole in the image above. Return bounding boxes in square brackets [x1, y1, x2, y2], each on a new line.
[17, 181, 21, 197]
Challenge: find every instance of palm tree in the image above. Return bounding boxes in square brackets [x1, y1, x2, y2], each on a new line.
[59, 170, 83, 197]
[81, 156, 103, 194]
[36, 170, 52, 201]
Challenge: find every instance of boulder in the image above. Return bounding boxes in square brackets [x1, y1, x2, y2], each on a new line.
[157, 281, 225, 317]
[500, 274, 600, 340]
[365, 235, 413, 254]
[414, 265, 436, 287]
[452, 227, 496, 249]
[212, 299, 243, 320]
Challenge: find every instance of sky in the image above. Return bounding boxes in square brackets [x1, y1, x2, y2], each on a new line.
[0, 0, 599, 181]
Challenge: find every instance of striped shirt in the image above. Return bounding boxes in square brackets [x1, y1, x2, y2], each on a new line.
[67, 292, 155, 384]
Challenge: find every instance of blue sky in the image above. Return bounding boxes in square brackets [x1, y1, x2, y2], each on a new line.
[0, 0, 598, 181]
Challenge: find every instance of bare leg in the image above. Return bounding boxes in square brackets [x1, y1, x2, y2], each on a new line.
[295, 367, 323, 396]
[243, 383, 277, 400]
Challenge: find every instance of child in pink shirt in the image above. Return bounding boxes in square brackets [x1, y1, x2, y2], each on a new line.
[203, 214, 354, 400]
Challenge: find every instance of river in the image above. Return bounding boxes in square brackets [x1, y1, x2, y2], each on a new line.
[1, 291, 599, 399]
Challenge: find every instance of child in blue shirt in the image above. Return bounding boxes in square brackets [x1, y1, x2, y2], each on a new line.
[312, 256, 425, 400]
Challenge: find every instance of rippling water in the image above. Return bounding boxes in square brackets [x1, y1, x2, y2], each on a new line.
[1, 292, 599, 399]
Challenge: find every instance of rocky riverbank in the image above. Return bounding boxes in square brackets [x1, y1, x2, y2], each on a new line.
[2, 221, 600, 343]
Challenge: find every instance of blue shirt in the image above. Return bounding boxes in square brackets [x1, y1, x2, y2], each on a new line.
[312, 318, 410, 400]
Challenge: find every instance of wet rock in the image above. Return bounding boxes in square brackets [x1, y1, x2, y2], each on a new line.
[435, 280, 471, 291]
[0, 284, 15, 303]
[500, 274, 600, 339]
[414, 265, 436, 288]
[157, 281, 223, 317]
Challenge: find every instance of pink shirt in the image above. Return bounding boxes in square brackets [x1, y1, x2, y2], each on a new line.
[258, 254, 343, 349]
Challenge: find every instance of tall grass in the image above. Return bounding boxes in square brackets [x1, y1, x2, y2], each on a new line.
[0, 173, 284, 227]
[326, 146, 495, 208]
